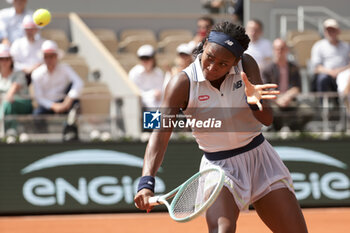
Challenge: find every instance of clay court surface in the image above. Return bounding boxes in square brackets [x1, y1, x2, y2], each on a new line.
[1, 208, 349, 233]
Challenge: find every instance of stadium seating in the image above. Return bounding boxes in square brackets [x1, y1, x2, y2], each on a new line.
[119, 29, 156, 41]
[79, 82, 112, 115]
[92, 28, 118, 53]
[158, 29, 193, 41]
[289, 34, 320, 68]
[339, 29, 350, 43]
[61, 54, 90, 83]
[117, 35, 158, 54]
[41, 29, 70, 52]
[157, 35, 191, 54]
[286, 29, 320, 47]
[155, 52, 176, 72]
[113, 53, 139, 72]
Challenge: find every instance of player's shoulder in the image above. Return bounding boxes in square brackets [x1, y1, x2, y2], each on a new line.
[242, 53, 258, 66]
[181, 61, 195, 80]
[163, 71, 190, 108]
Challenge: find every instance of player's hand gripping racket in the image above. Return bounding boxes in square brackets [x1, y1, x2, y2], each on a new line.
[148, 166, 225, 222]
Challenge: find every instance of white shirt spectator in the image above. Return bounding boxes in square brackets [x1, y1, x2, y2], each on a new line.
[311, 39, 350, 70]
[245, 38, 273, 69]
[0, 7, 33, 43]
[129, 64, 164, 108]
[10, 36, 44, 71]
[31, 63, 83, 109]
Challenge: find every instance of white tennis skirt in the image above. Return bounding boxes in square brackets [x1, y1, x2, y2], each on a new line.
[199, 139, 294, 212]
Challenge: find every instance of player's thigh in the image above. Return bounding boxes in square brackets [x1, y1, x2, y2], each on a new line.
[206, 187, 240, 233]
[253, 188, 308, 233]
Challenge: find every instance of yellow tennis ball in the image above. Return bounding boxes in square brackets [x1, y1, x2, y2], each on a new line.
[33, 8, 51, 27]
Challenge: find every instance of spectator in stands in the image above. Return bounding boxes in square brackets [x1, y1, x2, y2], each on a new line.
[31, 40, 83, 116]
[201, 0, 243, 22]
[129, 44, 164, 108]
[163, 43, 193, 89]
[310, 18, 350, 93]
[229, 0, 244, 25]
[0, 43, 32, 131]
[262, 38, 312, 131]
[0, 0, 33, 44]
[245, 19, 273, 70]
[10, 15, 44, 85]
[188, 16, 215, 51]
[201, 0, 223, 14]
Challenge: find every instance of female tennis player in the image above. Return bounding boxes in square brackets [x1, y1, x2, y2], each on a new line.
[134, 21, 308, 233]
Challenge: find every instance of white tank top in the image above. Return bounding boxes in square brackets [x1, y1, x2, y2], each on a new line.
[182, 55, 262, 152]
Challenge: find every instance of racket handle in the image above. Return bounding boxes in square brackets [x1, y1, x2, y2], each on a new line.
[148, 196, 162, 206]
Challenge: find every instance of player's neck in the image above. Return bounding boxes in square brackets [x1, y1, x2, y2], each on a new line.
[209, 75, 226, 90]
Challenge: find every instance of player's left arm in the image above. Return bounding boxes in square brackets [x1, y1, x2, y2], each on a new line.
[241, 53, 278, 126]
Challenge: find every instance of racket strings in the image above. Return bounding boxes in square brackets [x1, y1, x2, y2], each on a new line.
[171, 170, 221, 218]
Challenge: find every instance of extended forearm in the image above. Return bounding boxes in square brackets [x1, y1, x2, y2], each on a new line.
[6, 83, 20, 101]
[252, 102, 274, 126]
[142, 131, 172, 177]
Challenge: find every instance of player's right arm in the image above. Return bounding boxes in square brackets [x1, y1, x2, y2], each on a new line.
[134, 72, 189, 210]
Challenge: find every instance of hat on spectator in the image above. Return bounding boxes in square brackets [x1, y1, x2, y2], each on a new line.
[41, 40, 64, 58]
[22, 15, 38, 29]
[176, 43, 192, 55]
[323, 18, 339, 29]
[0, 44, 11, 58]
[137, 44, 155, 57]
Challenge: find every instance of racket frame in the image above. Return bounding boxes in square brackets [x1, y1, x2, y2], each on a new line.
[149, 167, 225, 222]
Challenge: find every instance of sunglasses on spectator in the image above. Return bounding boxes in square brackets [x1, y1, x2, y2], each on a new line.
[139, 56, 153, 61]
[44, 53, 57, 59]
[0, 57, 11, 61]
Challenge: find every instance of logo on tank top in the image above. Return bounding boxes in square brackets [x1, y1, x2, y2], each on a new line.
[233, 80, 243, 91]
[198, 95, 210, 101]
[143, 110, 161, 129]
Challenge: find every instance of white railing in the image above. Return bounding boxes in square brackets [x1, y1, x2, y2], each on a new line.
[270, 8, 320, 39]
[297, 6, 350, 32]
[270, 6, 350, 39]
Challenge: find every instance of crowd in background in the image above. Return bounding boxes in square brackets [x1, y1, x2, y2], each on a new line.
[0, 0, 349, 141]
[0, 0, 83, 139]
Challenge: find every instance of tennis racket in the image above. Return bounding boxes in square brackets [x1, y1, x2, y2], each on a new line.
[148, 166, 225, 222]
